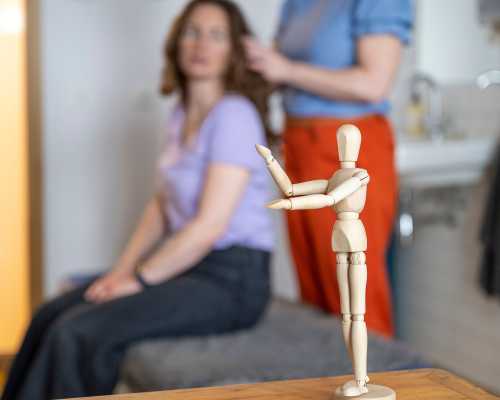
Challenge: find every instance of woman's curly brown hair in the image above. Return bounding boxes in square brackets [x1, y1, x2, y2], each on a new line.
[160, 0, 274, 143]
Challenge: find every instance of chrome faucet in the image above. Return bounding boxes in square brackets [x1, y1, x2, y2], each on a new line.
[477, 70, 500, 89]
[410, 73, 445, 141]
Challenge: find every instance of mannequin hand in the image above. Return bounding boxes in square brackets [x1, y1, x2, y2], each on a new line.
[243, 37, 292, 84]
[255, 144, 274, 163]
[267, 199, 292, 210]
[85, 271, 142, 303]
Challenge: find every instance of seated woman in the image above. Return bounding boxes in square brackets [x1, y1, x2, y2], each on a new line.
[1, 1, 274, 399]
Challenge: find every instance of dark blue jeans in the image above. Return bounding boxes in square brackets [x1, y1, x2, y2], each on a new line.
[2, 246, 270, 400]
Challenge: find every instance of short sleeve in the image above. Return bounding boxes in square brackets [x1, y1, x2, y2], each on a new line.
[352, 0, 413, 45]
[207, 96, 266, 171]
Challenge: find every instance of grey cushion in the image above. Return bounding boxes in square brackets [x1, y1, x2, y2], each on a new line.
[120, 299, 429, 392]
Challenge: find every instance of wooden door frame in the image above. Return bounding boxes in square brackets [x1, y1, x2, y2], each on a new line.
[0, 0, 43, 366]
[0, 353, 12, 374]
[26, 0, 43, 311]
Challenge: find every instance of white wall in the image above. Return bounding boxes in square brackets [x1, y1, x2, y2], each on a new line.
[40, 0, 297, 298]
[416, 0, 500, 84]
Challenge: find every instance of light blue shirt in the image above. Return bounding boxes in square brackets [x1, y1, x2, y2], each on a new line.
[276, 0, 413, 118]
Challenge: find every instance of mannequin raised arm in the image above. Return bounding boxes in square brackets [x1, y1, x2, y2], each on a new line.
[268, 194, 334, 210]
[256, 144, 328, 196]
[268, 171, 369, 211]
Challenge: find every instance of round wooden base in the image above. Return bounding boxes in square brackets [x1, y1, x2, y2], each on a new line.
[334, 384, 396, 399]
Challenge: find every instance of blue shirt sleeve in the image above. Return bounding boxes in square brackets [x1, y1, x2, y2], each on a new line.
[207, 96, 266, 171]
[352, 0, 413, 45]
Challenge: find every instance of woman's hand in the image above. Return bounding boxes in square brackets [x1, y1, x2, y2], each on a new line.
[243, 37, 292, 84]
[84, 271, 142, 303]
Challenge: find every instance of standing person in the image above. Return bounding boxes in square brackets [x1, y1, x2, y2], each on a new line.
[244, 0, 412, 337]
[2, 1, 273, 399]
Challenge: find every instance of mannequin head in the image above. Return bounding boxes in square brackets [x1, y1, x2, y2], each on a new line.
[337, 124, 361, 167]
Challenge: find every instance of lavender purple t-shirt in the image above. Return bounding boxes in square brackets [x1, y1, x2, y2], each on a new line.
[157, 94, 274, 251]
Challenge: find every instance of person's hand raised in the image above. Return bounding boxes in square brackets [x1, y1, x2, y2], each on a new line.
[243, 37, 292, 84]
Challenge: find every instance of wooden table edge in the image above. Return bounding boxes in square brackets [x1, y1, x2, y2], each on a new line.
[65, 368, 498, 399]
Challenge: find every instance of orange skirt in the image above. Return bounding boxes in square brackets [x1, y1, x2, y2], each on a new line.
[282, 114, 397, 338]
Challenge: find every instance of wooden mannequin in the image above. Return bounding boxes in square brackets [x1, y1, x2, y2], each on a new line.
[256, 124, 395, 399]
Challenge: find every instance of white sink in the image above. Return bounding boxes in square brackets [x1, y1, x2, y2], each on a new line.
[396, 136, 497, 187]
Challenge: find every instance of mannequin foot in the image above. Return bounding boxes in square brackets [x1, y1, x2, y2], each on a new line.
[335, 380, 395, 399]
[340, 379, 368, 397]
[356, 379, 369, 394]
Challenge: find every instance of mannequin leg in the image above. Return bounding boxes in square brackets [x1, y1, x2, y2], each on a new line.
[336, 249, 396, 398]
[336, 252, 352, 360]
[349, 251, 368, 392]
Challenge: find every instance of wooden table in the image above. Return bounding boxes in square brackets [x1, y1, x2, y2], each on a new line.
[70, 369, 497, 399]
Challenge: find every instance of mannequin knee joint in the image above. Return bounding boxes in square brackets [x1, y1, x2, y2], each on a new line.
[350, 252, 366, 265]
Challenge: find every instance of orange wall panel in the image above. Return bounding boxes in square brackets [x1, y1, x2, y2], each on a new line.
[0, 0, 29, 354]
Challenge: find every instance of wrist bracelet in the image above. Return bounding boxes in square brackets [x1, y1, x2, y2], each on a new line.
[134, 269, 152, 289]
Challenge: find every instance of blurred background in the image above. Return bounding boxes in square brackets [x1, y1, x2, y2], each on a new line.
[1, 0, 500, 395]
